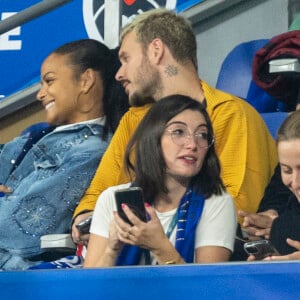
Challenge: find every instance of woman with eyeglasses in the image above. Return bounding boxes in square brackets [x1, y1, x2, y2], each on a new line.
[84, 95, 236, 267]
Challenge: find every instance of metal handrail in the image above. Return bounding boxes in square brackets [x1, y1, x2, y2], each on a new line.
[0, 83, 40, 119]
[0, 0, 72, 35]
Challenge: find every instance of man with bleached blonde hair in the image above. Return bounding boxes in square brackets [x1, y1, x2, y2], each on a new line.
[72, 9, 277, 251]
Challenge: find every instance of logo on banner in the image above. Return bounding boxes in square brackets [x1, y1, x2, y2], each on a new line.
[83, 0, 177, 47]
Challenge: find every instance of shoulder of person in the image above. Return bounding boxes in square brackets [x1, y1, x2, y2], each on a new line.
[127, 104, 152, 118]
[206, 191, 234, 205]
[202, 80, 260, 116]
[100, 182, 132, 198]
[117, 104, 153, 133]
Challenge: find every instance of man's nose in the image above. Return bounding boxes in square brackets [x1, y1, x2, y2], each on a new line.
[115, 65, 124, 81]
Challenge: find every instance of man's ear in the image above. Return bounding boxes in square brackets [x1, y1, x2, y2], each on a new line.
[81, 68, 95, 94]
[149, 38, 164, 65]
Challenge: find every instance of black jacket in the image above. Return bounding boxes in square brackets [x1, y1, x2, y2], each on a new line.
[270, 194, 300, 255]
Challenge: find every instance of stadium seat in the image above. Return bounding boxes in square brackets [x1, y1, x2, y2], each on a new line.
[216, 39, 285, 113]
[21, 122, 50, 137]
[261, 112, 288, 139]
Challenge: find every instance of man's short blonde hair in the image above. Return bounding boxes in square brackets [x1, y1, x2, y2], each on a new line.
[121, 8, 197, 68]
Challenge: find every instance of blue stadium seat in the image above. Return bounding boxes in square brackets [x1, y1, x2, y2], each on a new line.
[21, 122, 50, 137]
[216, 39, 286, 113]
[261, 112, 288, 139]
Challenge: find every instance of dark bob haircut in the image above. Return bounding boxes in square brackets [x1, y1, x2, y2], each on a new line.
[125, 94, 224, 203]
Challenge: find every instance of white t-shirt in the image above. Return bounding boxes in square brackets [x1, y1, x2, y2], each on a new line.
[90, 183, 237, 263]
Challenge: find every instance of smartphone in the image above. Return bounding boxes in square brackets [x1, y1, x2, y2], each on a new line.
[75, 215, 93, 234]
[244, 239, 280, 260]
[114, 187, 147, 225]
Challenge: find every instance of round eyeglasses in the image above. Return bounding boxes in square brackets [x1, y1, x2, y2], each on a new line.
[165, 124, 214, 148]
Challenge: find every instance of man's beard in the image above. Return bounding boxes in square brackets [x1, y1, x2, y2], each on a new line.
[129, 56, 163, 107]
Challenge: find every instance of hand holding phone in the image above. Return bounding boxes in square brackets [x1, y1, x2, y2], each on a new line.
[75, 215, 93, 234]
[244, 239, 280, 260]
[115, 187, 147, 225]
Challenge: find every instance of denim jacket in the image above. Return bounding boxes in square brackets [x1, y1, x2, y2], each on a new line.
[0, 122, 110, 270]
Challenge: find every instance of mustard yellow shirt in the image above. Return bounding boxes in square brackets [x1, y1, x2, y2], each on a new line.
[74, 81, 277, 223]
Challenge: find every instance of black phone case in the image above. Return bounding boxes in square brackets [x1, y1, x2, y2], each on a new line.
[76, 216, 92, 234]
[244, 239, 280, 260]
[115, 187, 147, 225]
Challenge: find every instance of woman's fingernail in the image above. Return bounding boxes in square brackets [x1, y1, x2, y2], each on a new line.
[145, 202, 151, 207]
